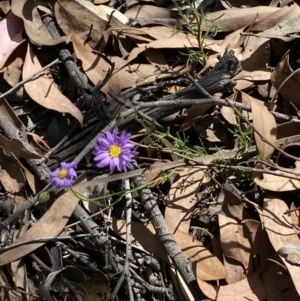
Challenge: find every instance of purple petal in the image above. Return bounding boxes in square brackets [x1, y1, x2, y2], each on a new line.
[67, 162, 77, 169]
[128, 150, 139, 157]
[113, 157, 123, 172]
[52, 178, 63, 188]
[96, 156, 111, 168]
[61, 178, 70, 187]
[122, 141, 136, 149]
[109, 159, 117, 174]
[112, 128, 118, 137]
[67, 169, 77, 179]
[106, 129, 117, 144]
[94, 152, 109, 162]
[97, 136, 110, 148]
[119, 132, 131, 145]
[126, 161, 134, 169]
[60, 162, 77, 170]
[92, 146, 108, 156]
[60, 162, 68, 169]
[121, 150, 133, 157]
[50, 168, 59, 178]
[118, 157, 127, 172]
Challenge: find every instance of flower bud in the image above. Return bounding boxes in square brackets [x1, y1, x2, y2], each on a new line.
[39, 191, 50, 203]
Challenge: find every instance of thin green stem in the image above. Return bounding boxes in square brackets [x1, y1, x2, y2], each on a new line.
[69, 172, 173, 207]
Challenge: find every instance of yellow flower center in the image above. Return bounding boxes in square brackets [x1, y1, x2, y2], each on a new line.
[109, 145, 122, 158]
[58, 168, 68, 179]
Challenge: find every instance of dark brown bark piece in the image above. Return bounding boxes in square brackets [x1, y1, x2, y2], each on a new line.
[120, 49, 242, 131]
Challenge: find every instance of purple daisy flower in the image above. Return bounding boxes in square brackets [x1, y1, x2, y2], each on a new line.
[50, 162, 77, 188]
[93, 129, 138, 173]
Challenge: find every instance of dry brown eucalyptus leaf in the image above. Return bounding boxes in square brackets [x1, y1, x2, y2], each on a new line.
[256, 17, 300, 41]
[198, 269, 267, 301]
[252, 3, 300, 32]
[246, 93, 277, 161]
[0, 134, 42, 159]
[289, 202, 300, 235]
[201, 6, 279, 32]
[11, 0, 69, 46]
[12, 154, 36, 194]
[165, 167, 205, 234]
[71, 35, 120, 103]
[234, 70, 272, 83]
[0, 97, 23, 129]
[263, 197, 300, 294]
[116, 37, 224, 71]
[0, 147, 26, 206]
[194, 115, 232, 144]
[140, 26, 185, 41]
[277, 122, 300, 139]
[221, 181, 251, 222]
[262, 253, 299, 301]
[220, 106, 237, 126]
[219, 0, 260, 9]
[278, 244, 300, 265]
[54, 0, 110, 49]
[145, 48, 168, 67]
[241, 36, 270, 74]
[0, 16, 25, 69]
[271, 52, 300, 109]
[254, 159, 300, 191]
[0, 1, 10, 15]
[23, 44, 83, 126]
[116, 63, 192, 89]
[180, 103, 212, 132]
[125, 5, 176, 19]
[219, 215, 251, 271]
[3, 57, 23, 87]
[0, 185, 87, 266]
[112, 219, 228, 281]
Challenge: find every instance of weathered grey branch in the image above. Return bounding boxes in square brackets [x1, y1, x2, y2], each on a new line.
[132, 174, 210, 301]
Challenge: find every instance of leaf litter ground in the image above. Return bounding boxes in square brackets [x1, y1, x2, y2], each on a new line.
[0, 0, 300, 300]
